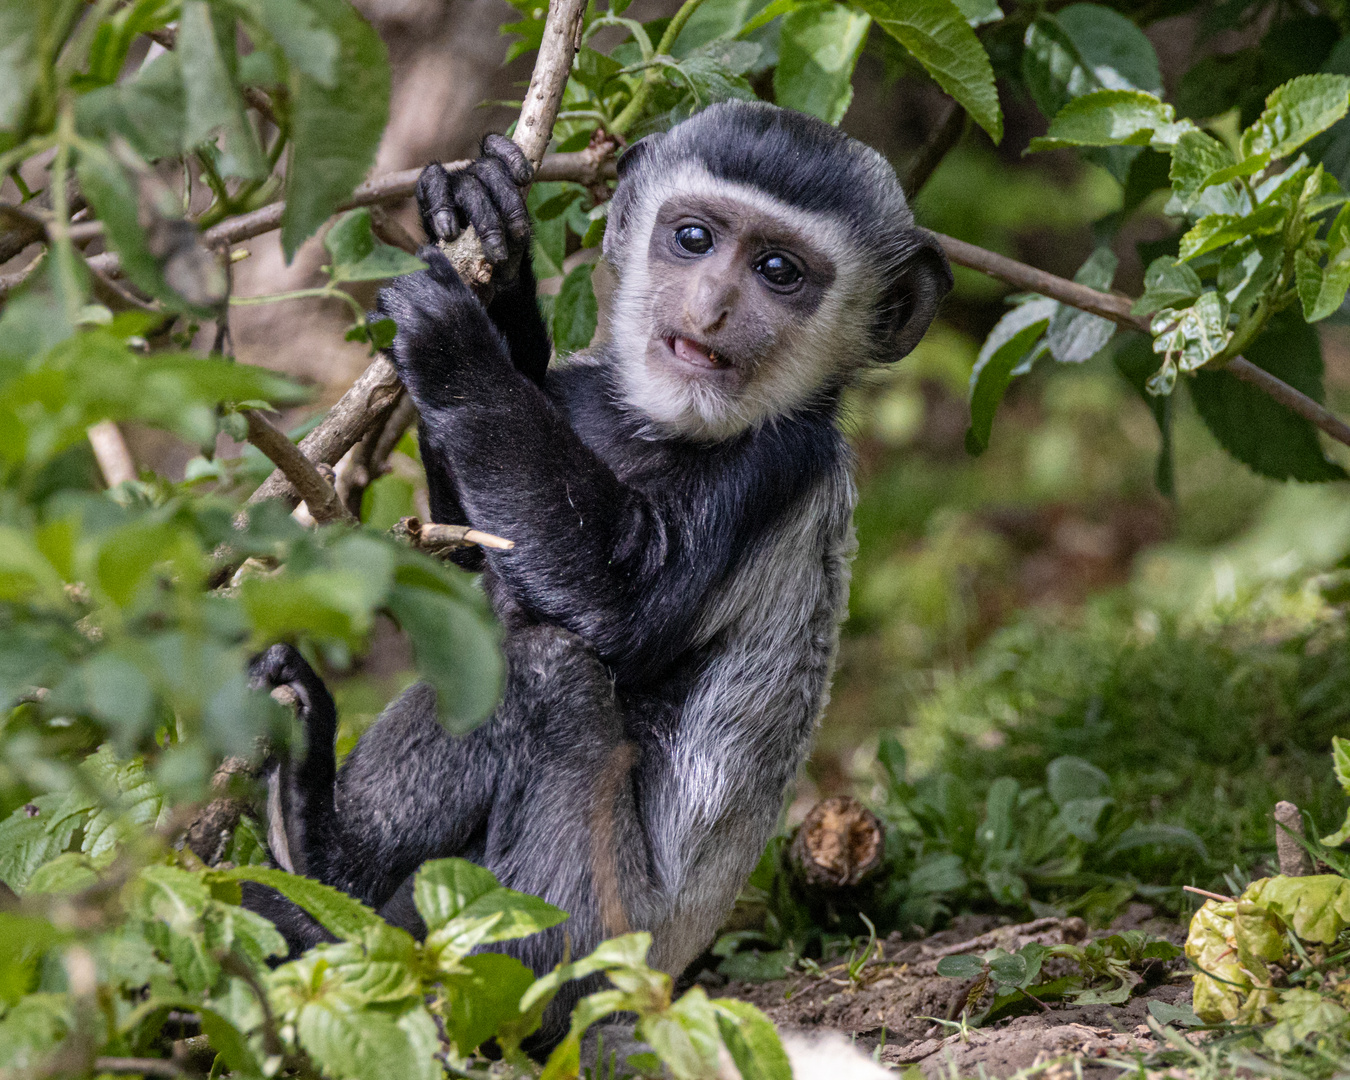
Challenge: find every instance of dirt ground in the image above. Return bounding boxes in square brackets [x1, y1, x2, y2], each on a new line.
[718, 906, 1195, 1077]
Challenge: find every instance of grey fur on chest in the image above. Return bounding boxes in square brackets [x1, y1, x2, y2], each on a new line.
[643, 459, 857, 973]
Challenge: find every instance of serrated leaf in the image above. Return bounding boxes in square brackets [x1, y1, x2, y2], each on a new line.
[1029, 89, 1192, 152]
[177, 2, 265, 179]
[1178, 203, 1285, 261]
[1240, 74, 1350, 163]
[1169, 129, 1238, 207]
[1190, 310, 1347, 481]
[295, 999, 440, 1080]
[773, 3, 870, 125]
[1132, 255, 1202, 316]
[1218, 236, 1281, 315]
[281, 0, 390, 262]
[324, 209, 426, 282]
[856, 0, 1002, 143]
[965, 316, 1050, 454]
[412, 858, 567, 942]
[1150, 291, 1230, 374]
[218, 865, 383, 940]
[1297, 248, 1350, 322]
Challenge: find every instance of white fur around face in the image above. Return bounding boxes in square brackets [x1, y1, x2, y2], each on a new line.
[606, 162, 883, 442]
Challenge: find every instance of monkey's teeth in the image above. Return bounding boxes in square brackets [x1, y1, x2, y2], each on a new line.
[671, 336, 725, 369]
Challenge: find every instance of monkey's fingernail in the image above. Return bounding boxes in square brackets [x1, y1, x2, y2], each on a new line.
[433, 210, 456, 239]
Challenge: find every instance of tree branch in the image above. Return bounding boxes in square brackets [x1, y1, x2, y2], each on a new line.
[243, 409, 355, 525]
[935, 233, 1350, 451]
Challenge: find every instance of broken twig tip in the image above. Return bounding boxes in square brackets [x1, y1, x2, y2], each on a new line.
[463, 528, 515, 551]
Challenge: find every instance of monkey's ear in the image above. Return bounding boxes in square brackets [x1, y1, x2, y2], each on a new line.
[881, 228, 953, 361]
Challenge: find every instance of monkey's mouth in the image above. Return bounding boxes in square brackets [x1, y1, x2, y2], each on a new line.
[665, 335, 732, 371]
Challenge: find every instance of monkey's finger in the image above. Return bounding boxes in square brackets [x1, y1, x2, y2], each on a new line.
[416, 162, 461, 243]
[450, 169, 510, 266]
[482, 134, 533, 186]
[471, 156, 531, 245]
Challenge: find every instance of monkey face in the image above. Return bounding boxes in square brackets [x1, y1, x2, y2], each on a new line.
[642, 193, 838, 390]
[606, 164, 882, 442]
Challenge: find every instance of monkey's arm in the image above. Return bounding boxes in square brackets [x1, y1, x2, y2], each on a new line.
[378, 255, 714, 679]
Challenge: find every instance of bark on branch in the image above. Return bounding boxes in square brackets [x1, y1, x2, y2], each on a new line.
[936, 233, 1350, 450]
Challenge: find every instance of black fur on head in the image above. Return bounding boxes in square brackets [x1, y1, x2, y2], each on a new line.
[606, 101, 953, 363]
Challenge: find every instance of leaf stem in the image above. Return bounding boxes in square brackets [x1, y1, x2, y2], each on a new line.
[49, 106, 83, 325]
[609, 0, 710, 136]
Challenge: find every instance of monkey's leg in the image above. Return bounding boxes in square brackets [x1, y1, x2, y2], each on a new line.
[300, 626, 642, 936]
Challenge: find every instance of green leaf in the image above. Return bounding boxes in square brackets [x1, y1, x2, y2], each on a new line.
[1021, 5, 1162, 123]
[75, 142, 218, 313]
[1029, 89, 1191, 152]
[951, 0, 1001, 28]
[856, 0, 1002, 143]
[0, 793, 81, 894]
[1178, 203, 1285, 262]
[294, 999, 440, 1080]
[1297, 248, 1350, 322]
[1240, 74, 1350, 163]
[0, 913, 60, 1005]
[552, 263, 599, 356]
[1190, 310, 1347, 482]
[0, 0, 43, 135]
[230, 0, 340, 86]
[965, 315, 1050, 454]
[385, 576, 504, 733]
[713, 999, 793, 1080]
[1046, 247, 1117, 362]
[1324, 736, 1350, 846]
[217, 865, 383, 940]
[1046, 755, 1110, 805]
[1297, 206, 1350, 322]
[1149, 292, 1231, 390]
[772, 3, 871, 126]
[75, 51, 185, 162]
[281, 0, 390, 262]
[937, 954, 986, 979]
[324, 209, 426, 282]
[177, 1, 265, 179]
[1244, 875, 1350, 944]
[439, 952, 538, 1056]
[1169, 129, 1238, 207]
[1132, 255, 1202, 317]
[986, 949, 1028, 986]
[412, 858, 567, 941]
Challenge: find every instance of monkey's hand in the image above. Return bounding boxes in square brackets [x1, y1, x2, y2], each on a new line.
[376, 247, 513, 409]
[417, 134, 534, 283]
[248, 644, 336, 738]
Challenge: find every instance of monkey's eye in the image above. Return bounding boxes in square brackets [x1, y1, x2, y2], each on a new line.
[675, 225, 713, 255]
[755, 252, 803, 290]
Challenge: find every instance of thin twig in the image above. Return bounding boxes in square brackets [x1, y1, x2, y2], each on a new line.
[243, 409, 354, 525]
[391, 516, 515, 555]
[1183, 885, 1236, 904]
[86, 420, 137, 486]
[904, 103, 967, 197]
[936, 233, 1350, 451]
[93, 1058, 183, 1078]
